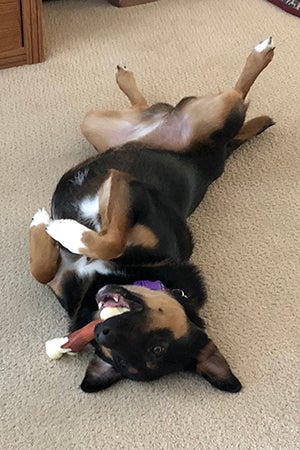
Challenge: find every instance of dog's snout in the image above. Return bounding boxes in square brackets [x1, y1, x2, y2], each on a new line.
[95, 324, 116, 346]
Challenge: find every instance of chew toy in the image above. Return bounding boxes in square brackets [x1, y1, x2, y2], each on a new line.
[45, 318, 103, 359]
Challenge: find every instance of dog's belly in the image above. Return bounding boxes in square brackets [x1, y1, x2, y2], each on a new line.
[139, 117, 192, 151]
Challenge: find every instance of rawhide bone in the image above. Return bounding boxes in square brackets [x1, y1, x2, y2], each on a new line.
[45, 318, 103, 359]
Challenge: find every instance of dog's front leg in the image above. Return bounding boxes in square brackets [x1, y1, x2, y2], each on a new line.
[47, 170, 135, 260]
[47, 169, 158, 260]
[29, 209, 60, 284]
[46, 219, 128, 261]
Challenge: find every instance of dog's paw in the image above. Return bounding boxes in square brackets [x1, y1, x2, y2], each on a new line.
[247, 37, 275, 71]
[115, 65, 137, 92]
[254, 36, 274, 53]
[116, 64, 127, 73]
[46, 219, 89, 254]
[30, 208, 50, 228]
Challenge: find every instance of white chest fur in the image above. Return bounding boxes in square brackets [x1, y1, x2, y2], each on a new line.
[52, 249, 115, 289]
[78, 195, 101, 232]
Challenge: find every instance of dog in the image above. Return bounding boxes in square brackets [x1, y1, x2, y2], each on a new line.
[29, 38, 275, 393]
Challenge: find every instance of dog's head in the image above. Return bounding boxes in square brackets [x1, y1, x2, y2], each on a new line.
[81, 284, 241, 393]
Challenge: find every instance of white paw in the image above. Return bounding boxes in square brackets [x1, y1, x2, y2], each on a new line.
[255, 37, 273, 53]
[46, 219, 90, 254]
[45, 337, 73, 359]
[30, 208, 50, 228]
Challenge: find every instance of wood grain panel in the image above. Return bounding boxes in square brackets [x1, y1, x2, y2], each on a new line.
[0, 0, 43, 69]
[0, 0, 23, 52]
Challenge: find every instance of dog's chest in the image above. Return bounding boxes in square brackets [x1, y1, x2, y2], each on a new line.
[48, 249, 116, 298]
[76, 195, 101, 232]
[72, 255, 113, 277]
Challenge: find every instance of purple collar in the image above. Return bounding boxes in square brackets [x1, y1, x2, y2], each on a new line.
[133, 280, 188, 299]
[133, 280, 165, 290]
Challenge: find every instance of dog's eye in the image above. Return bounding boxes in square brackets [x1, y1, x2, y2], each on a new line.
[172, 289, 188, 299]
[152, 346, 164, 355]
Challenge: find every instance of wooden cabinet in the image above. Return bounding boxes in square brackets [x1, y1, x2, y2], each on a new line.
[0, 0, 43, 69]
[0, 0, 155, 69]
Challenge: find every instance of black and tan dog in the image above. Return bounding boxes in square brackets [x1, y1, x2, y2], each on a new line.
[29, 38, 275, 393]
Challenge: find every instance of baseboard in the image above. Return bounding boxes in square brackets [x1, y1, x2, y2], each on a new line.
[108, 0, 156, 7]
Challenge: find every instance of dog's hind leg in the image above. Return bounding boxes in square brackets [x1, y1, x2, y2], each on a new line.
[81, 66, 150, 153]
[115, 65, 149, 111]
[235, 37, 275, 99]
[227, 115, 275, 154]
[46, 170, 158, 261]
[29, 209, 60, 284]
[182, 38, 275, 148]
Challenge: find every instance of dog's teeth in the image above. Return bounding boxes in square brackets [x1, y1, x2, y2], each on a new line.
[113, 295, 119, 302]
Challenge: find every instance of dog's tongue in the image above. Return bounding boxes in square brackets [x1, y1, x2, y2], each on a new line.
[103, 298, 122, 308]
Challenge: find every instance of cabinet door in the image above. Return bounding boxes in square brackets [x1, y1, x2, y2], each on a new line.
[0, 0, 23, 53]
[0, 0, 43, 69]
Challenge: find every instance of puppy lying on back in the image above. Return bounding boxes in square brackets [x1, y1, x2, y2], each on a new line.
[30, 38, 275, 392]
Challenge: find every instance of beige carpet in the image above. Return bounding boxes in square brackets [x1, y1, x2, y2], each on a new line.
[1, 0, 299, 448]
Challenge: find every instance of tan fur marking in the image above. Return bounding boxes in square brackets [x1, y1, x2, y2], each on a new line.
[98, 171, 113, 230]
[29, 224, 60, 284]
[105, 170, 132, 230]
[126, 224, 158, 249]
[47, 251, 85, 299]
[80, 229, 125, 260]
[128, 366, 139, 375]
[101, 346, 113, 360]
[79, 170, 134, 260]
[48, 270, 74, 299]
[234, 116, 273, 141]
[128, 286, 188, 339]
[146, 361, 156, 370]
[189, 90, 244, 144]
[47, 278, 62, 299]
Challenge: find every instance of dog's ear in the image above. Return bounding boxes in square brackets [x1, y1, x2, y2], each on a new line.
[195, 339, 242, 393]
[81, 356, 123, 393]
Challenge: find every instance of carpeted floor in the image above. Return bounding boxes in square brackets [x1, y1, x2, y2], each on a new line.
[1, 0, 299, 448]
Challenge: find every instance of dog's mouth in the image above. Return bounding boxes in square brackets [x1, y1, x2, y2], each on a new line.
[96, 286, 143, 321]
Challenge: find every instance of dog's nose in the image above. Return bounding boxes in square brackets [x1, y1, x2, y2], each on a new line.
[95, 324, 116, 347]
